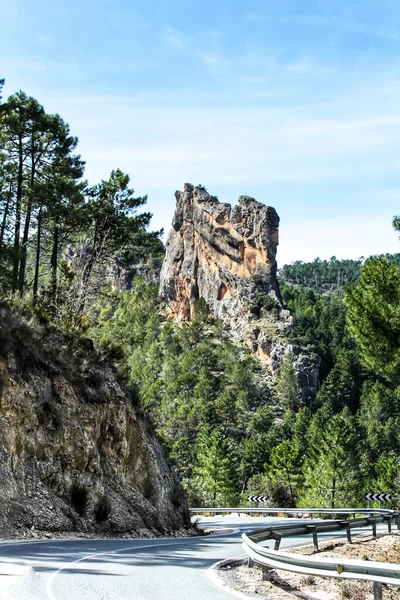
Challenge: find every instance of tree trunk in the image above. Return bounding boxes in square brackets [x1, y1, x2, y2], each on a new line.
[33, 205, 42, 304]
[287, 469, 295, 506]
[18, 142, 36, 296]
[78, 255, 95, 314]
[0, 181, 12, 252]
[18, 166, 35, 296]
[331, 475, 336, 509]
[50, 222, 59, 306]
[11, 134, 23, 293]
[78, 222, 99, 314]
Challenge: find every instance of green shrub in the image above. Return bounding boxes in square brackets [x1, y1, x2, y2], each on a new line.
[260, 294, 280, 312]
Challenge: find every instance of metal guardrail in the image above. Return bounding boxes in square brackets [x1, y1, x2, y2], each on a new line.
[190, 507, 396, 517]
[241, 511, 400, 600]
[245, 515, 398, 550]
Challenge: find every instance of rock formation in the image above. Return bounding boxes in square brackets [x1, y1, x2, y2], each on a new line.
[0, 304, 189, 539]
[160, 184, 319, 400]
[160, 184, 280, 320]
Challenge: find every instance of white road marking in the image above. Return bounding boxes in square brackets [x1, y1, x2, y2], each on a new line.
[45, 529, 237, 600]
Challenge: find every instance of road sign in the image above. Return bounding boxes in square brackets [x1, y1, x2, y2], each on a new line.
[365, 493, 391, 502]
[248, 495, 269, 503]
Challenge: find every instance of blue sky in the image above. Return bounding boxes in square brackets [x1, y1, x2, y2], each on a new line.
[2, 0, 400, 265]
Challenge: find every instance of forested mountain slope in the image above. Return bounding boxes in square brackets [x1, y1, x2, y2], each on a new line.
[279, 254, 400, 293]
[269, 254, 400, 507]
[2, 79, 400, 515]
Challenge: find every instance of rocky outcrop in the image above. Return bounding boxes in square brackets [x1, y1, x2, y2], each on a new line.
[160, 184, 319, 399]
[0, 305, 190, 539]
[160, 184, 285, 361]
[160, 184, 280, 322]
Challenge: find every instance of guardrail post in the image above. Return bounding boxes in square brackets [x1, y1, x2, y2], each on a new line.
[373, 582, 382, 600]
[346, 524, 352, 544]
[387, 517, 392, 534]
[273, 533, 282, 551]
[397, 515, 400, 531]
[312, 529, 318, 551]
[261, 566, 270, 581]
[247, 557, 254, 568]
[306, 525, 319, 551]
[372, 519, 377, 538]
[340, 521, 352, 544]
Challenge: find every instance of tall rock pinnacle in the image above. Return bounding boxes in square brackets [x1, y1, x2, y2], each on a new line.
[160, 183, 281, 323]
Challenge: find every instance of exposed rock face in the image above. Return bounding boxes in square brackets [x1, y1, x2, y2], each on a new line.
[160, 184, 319, 399]
[0, 305, 189, 538]
[160, 184, 285, 362]
[160, 184, 280, 324]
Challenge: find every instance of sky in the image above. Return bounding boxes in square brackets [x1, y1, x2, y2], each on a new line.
[1, 0, 400, 266]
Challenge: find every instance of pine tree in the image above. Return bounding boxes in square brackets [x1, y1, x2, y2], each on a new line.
[0, 91, 84, 300]
[193, 428, 239, 507]
[345, 257, 400, 382]
[77, 169, 153, 313]
[276, 351, 301, 410]
[299, 411, 360, 508]
[317, 349, 363, 413]
[267, 439, 302, 505]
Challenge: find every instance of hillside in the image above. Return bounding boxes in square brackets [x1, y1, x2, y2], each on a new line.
[0, 303, 190, 538]
[279, 254, 400, 293]
[1, 84, 400, 516]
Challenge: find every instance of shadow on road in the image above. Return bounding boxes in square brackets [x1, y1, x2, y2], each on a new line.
[0, 535, 242, 577]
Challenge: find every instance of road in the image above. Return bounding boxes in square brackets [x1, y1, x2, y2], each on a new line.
[0, 515, 380, 600]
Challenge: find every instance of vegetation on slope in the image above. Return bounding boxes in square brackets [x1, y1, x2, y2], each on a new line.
[2, 79, 400, 510]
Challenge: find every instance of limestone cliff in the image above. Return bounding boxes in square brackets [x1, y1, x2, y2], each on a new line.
[160, 184, 319, 399]
[0, 304, 189, 539]
[160, 184, 280, 320]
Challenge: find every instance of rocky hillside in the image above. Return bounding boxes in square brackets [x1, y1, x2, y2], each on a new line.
[0, 304, 190, 539]
[160, 184, 319, 398]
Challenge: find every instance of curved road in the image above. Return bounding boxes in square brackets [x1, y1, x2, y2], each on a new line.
[0, 516, 377, 600]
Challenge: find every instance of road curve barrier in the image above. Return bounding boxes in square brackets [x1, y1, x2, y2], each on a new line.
[241, 511, 400, 600]
[190, 507, 398, 518]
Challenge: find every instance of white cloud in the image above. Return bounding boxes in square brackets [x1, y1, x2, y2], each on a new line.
[163, 26, 185, 50]
[8, 52, 400, 264]
[44, 86, 400, 201]
[195, 45, 329, 83]
[4, 58, 49, 72]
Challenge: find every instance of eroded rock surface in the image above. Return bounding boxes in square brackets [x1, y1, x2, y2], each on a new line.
[0, 305, 190, 538]
[160, 184, 280, 321]
[160, 184, 319, 399]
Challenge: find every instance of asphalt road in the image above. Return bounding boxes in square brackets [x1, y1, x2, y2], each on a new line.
[0, 515, 381, 600]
